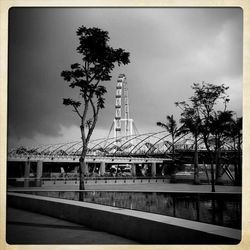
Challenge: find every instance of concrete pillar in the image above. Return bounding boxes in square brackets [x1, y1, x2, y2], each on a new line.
[142, 163, 147, 176]
[100, 162, 106, 176]
[83, 162, 89, 176]
[131, 164, 136, 177]
[36, 160, 43, 187]
[24, 160, 31, 187]
[151, 162, 156, 177]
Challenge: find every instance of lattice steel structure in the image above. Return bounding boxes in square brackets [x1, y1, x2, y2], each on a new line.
[7, 131, 236, 161]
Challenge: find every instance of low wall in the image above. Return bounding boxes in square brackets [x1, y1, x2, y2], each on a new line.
[41, 177, 168, 187]
[8, 177, 170, 188]
[7, 192, 241, 244]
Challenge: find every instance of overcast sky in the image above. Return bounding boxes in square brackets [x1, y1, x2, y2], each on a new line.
[8, 7, 243, 147]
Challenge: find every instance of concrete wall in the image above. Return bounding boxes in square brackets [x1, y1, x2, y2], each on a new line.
[7, 192, 241, 244]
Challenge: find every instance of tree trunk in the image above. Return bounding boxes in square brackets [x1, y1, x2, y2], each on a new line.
[172, 137, 175, 162]
[203, 134, 216, 192]
[215, 145, 224, 185]
[233, 134, 241, 186]
[171, 137, 176, 174]
[79, 124, 88, 200]
[210, 160, 216, 192]
[237, 135, 242, 186]
[193, 135, 200, 184]
[79, 156, 85, 201]
[234, 160, 239, 186]
[203, 161, 210, 184]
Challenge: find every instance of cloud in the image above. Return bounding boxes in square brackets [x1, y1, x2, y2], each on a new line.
[8, 125, 111, 148]
[8, 8, 243, 146]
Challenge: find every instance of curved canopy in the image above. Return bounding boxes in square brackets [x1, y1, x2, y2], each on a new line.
[8, 131, 235, 159]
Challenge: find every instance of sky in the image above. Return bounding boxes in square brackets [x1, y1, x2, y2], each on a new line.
[8, 7, 243, 148]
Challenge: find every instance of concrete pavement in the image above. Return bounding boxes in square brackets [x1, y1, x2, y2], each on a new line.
[6, 207, 138, 244]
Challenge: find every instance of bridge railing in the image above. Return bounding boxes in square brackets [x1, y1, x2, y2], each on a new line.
[7, 169, 235, 186]
[7, 176, 170, 187]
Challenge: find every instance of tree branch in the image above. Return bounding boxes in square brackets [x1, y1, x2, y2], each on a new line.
[89, 97, 97, 117]
[86, 106, 99, 143]
[82, 98, 89, 122]
[72, 104, 83, 119]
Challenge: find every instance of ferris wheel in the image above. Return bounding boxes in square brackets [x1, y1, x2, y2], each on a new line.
[107, 74, 138, 144]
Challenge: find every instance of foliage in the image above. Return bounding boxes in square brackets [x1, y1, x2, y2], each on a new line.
[227, 116, 242, 185]
[175, 103, 202, 184]
[176, 82, 236, 191]
[209, 110, 234, 147]
[156, 115, 179, 153]
[227, 117, 242, 147]
[156, 115, 183, 139]
[61, 26, 130, 191]
[156, 115, 182, 176]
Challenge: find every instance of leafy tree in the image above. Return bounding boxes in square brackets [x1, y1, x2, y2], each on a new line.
[189, 82, 230, 192]
[176, 82, 230, 191]
[157, 115, 180, 175]
[226, 116, 242, 185]
[157, 115, 178, 157]
[175, 102, 202, 184]
[209, 110, 234, 184]
[61, 26, 130, 192]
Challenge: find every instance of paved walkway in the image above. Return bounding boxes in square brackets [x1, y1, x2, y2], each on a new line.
[6, 207, 138, 244]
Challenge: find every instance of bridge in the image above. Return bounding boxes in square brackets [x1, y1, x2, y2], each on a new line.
[7, 130, 237, 185]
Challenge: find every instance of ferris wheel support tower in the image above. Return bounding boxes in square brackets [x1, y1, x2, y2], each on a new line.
[111, 74, 138, 142]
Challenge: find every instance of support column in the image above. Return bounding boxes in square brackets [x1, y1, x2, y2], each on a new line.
[151, 162, 156, 177]
[131, 163, 136, 177]
[24, 160, 30, 187]
[142, 163, 148, 176]
[83, 162, 89, 176]
[100, 162, 106, 176]
[36, 160, 43, 187]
